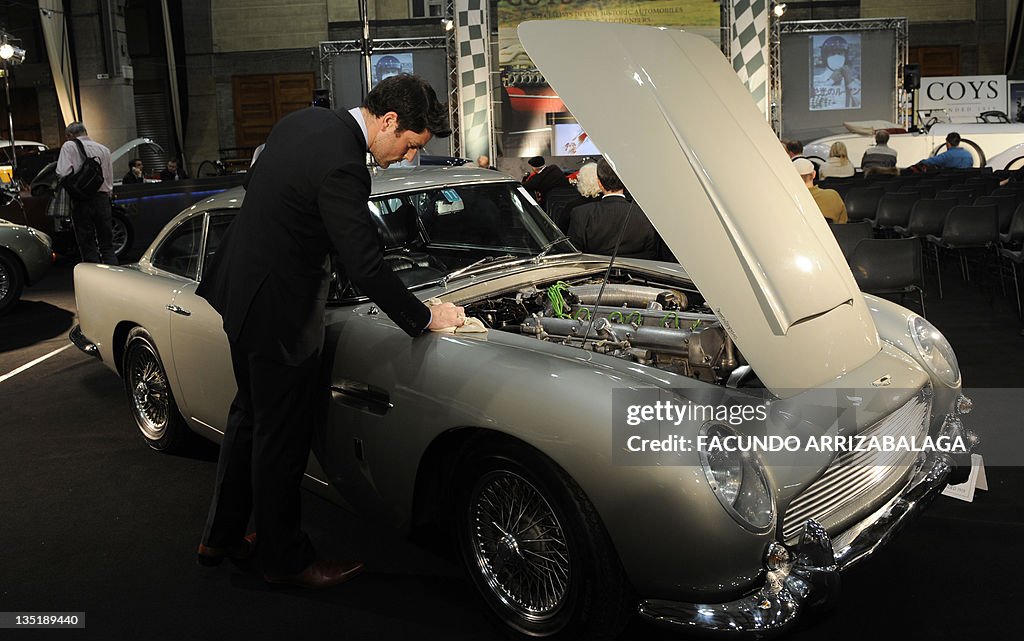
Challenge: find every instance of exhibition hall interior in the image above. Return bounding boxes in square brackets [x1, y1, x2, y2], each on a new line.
[1, 1, 1022, 639]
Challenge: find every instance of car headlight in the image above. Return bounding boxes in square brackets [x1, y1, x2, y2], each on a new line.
[699, 422, 774, 532]
[909, 316, 960, 387]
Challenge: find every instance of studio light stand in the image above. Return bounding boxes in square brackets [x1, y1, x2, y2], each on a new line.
[0, 35, 27, 175]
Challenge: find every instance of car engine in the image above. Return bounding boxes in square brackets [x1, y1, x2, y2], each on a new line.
[463, 275, 748, 385]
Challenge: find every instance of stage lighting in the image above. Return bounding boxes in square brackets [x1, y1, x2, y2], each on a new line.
[773, 3, 787, 18]
[442, 19, 454, 32]
[0, 43, 26, 65]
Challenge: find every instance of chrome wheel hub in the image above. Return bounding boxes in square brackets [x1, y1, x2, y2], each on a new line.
[469, 470, 570, 622]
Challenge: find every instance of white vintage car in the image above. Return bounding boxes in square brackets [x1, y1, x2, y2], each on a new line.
[71, 21, 978, 640]
[805, 122, 1024, 170]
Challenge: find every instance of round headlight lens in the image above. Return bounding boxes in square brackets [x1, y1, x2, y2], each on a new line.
[909, 316, 960, 387]
[699, 423, 775, 531]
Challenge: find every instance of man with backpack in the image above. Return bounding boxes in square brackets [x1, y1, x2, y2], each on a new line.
[55, 121, 116, 264]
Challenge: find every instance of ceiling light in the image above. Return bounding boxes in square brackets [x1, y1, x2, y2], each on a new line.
[0, 43, 26, 65]
[773, 3, 787, 18]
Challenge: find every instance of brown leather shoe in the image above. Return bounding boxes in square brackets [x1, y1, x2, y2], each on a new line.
[197, 532, 258, 567]
[264, 560, 364, 589]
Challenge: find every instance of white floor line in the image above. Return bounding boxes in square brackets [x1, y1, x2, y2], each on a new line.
[0, 344, 73, 384]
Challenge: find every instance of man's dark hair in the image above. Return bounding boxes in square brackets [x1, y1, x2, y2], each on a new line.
[362, 74, 451, 138]
[785, 139, 804, 155]
[946, 132, 961, 146]
[129, 157, 141, 169]
[874, 130, 890, 145]
[596, 157, 624, 192]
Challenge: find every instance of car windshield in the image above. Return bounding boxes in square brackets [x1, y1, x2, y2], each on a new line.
[332, 181, 573, 300]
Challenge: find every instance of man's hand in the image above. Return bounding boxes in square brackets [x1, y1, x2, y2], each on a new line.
[427, 302, 467, 330]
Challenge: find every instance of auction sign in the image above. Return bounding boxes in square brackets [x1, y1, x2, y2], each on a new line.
[497, 0, 720, 158]
[918, 75, 1008, 123]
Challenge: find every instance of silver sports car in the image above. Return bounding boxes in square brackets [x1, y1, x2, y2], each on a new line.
[71, 21, 976, 640]
[0, 215, 53, 314]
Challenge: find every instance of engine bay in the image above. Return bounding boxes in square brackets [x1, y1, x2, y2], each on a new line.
[462, 270, 752, 386]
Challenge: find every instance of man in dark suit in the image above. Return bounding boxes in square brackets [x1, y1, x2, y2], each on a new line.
[522, 155, 569, 207]
[567, 158, 661, 259]
[195, 74, 465, 589]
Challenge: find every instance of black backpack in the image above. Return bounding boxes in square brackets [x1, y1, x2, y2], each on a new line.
[61, 138, 104, 199]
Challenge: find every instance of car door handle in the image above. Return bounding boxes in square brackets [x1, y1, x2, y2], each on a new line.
[166, 304, 191, 316]
[330, 380, 392, 416]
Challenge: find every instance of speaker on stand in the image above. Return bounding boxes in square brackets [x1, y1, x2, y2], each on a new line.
[904, 64, 921, 131]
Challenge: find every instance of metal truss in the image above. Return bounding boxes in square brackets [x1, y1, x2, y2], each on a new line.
[445, 0, 460, 157]
[769, 17, 910, 134]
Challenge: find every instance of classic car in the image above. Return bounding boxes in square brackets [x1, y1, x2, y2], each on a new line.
[805, 121, 1024, 170]
[0, 215, 53, 314]
[71, 21, 976, 640]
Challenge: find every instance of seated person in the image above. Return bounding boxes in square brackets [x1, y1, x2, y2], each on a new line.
[819, 141, 855, 179]
[794, 158, 847, 223]
[782, 138, 806, 161]
[860, 130, 898, 169]
[160, 158, 189, 181]
[568, 158, 661, 259]
[909, 132, 973, 172]
[122, 158, 144, 184]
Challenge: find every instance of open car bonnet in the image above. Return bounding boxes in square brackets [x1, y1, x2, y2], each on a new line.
[519, 21, 879, 397]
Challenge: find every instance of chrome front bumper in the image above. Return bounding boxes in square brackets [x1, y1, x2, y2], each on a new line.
[69, 325, 100, 359]
[638, 404, 977, 637]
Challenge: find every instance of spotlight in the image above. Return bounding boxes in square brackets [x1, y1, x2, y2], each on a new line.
[442, 19, 454, 32]
[773, 3, 787, 18]
[0, 43, 26, 65]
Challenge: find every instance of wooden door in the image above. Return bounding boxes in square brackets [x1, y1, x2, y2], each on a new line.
[909, 46, 960, 77]
[232, 72, 315, 149]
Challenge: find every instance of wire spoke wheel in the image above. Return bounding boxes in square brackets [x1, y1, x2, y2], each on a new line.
[0, 261, 10, 301]
[126, 341, 170, 441]
[469, 470, 571, 623]
[111, 217, 128, 256]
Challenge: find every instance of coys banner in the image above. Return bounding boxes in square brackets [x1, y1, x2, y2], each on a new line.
[918, 75, 1009, 123]
[497, 0, 720, 158]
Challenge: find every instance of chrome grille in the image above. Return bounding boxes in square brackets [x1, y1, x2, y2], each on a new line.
[782, 387, 930, 542]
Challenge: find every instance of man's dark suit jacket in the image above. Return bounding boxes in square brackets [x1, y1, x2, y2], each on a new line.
[523, 165, 569, 203]
[197, 107, 430, 365]
[567, 195, 661, 260]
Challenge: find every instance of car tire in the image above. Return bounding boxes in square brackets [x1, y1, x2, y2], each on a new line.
[122, 326, 189, 452]
[0, 251, 25, 314]
[454, 442, 633, 641]
[111, 210, 134, 261]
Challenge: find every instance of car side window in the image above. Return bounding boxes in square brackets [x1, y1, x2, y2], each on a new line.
[202, 212, 235, 280]
[152, 215, 204, 280]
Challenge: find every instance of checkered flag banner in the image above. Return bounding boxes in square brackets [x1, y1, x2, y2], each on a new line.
[455, 0, 493, 160]
[730, 0, 770, 118]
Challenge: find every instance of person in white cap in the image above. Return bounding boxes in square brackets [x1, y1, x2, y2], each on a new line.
[794, 157, 847, 224]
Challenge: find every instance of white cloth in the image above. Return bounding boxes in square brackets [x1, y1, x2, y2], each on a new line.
[425, 297, 487, 334]
[56, 136, 113, 193]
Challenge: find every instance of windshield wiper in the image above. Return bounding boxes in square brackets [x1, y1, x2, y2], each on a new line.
[440, 254, 517, 286]
[533, 237, 577, 263]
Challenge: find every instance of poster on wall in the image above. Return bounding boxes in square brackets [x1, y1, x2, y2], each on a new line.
[918, 75, 1008, 123]
[809, 33, 862, 111]
[497, 0, 720, 158]
[1010, 81, 1024, 122]
[370, 53, 414, 88]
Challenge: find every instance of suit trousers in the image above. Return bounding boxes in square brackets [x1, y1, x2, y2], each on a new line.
[71, 191, 117, 265]
[201, 333, 321, 575]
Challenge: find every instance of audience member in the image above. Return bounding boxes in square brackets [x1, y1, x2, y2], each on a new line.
[522, 156, 569, 207]
[860, 130, 898, 169]
[783, 139, 806, 161]
[794, 157, 847, 223]
[122, 158, 144, 184]
[476, 154, 497, 170]
[160, 158, 189, 181]
[550, 161, 601, 233]
[568, 158, 660, 258]
[864, 166, 899, 178]
[911, 132, 973, 171]
[819, 141, 855, 178]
